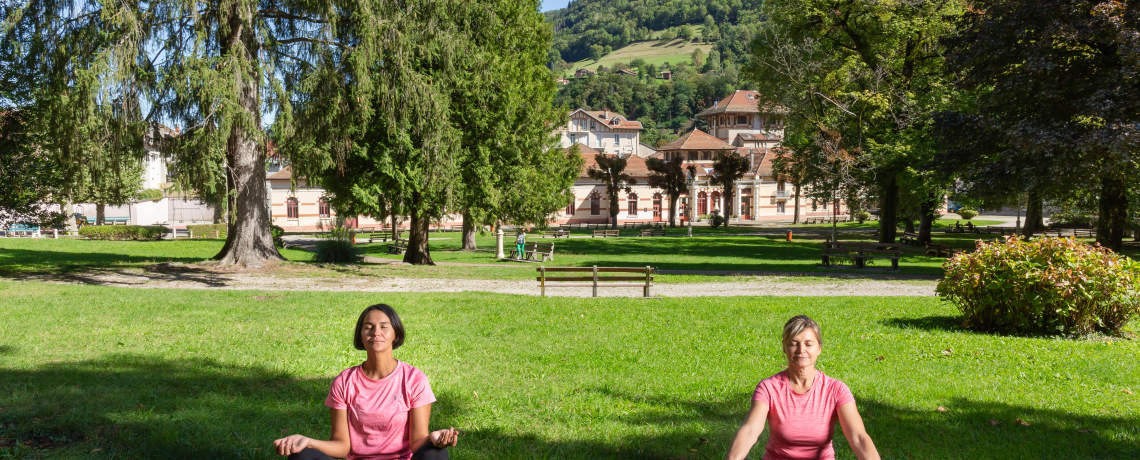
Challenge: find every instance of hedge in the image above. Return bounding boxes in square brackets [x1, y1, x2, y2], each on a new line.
[79, 225, 167, 241]
[187, 224, 227, 239]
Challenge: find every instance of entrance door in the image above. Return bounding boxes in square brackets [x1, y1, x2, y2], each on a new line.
[742, 197, 752, 220]
[652, 193, 663, 221]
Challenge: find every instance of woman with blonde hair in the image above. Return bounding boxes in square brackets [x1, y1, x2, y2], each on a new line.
[725, 315, 880, 460]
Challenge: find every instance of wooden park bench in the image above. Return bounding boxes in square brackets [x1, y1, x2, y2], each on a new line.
[387, 238, 408, 255]
[509, 242, 555, 262]
[982, 226, 1016, 235]
[368, 232, 397, 243]
[925, 243, 959, 258]
[592, 229, 620, 238]
[549, 229, 569, 238]
[537, 265, 654, 297]
[1073, 229, 1097, 239]
[639, 229, 666, 237]
[900, 232, 920, 245]
[1036, 229, 1064, 238]
[820, 241, 901, 270]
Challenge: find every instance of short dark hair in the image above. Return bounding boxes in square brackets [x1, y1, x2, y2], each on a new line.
[354, 304, 405, 351]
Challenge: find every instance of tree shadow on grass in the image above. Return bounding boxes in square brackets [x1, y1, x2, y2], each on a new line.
[882, 315, 968, 333]
[2, 356, 1135, 459]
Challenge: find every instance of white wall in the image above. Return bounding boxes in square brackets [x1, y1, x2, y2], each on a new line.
[133, 198, 170, 226]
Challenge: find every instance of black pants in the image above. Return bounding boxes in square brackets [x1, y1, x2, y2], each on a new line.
[288, 444, 448, 460]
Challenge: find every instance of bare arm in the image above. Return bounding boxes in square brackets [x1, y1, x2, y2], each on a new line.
[272, 408, 350, 457]
[725, 400, 769, 460]
[836, 402, 880, 460]
[408, 403, 458, 453]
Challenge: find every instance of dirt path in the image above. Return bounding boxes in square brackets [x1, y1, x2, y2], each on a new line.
[12, 268, 937, 297]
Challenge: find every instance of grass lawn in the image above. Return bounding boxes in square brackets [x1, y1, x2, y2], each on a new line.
[798, 218, 1005, 230]
[0, 238, 315, 276]
[0, 282, 1136, 459]
[566, 35, 714, 75]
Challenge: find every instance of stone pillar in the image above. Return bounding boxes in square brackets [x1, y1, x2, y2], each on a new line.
[689, 182, 698, 223]
[753, 180, 761, 219]
[495, 227, 505, 259]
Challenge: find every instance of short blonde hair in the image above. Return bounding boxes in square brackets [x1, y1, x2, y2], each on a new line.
[782, 315, 822, 346]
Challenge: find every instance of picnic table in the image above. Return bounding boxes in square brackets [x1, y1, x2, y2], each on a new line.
[820, 241, 901, 270]
[900, 232, 920, 245]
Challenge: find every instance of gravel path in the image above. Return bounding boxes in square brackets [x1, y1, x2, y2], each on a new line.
[15, 269, 937, 297]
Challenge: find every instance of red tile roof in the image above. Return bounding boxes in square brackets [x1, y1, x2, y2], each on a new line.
[267, 166, 293, 180]
[696, 90, 789, 117]
[657, 129, 737, 151]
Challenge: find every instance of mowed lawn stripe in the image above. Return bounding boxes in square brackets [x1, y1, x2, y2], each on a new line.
[0, 282, 1136, 459]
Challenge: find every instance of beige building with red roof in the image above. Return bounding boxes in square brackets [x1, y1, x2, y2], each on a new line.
[558, 109, 643, 157]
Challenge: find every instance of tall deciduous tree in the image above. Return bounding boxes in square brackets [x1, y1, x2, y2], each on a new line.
[745, 0, 965, 243]
[709, 152, 750, 227]
[587, 154, 636, 229]
[4, 0, 442, 267]
[943, 0, 1140, 251]
[645, 155, 691, 227]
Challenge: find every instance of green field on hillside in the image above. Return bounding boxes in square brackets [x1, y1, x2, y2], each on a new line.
[1, 283, 1136, 459]
[566, 26, 715, 76]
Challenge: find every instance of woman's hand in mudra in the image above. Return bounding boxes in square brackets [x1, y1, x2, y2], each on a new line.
[430, 427, 459, 448]
[273, 434, 311, 456]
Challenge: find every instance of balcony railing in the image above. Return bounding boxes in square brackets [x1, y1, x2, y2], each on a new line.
[775, 190, 790, 200]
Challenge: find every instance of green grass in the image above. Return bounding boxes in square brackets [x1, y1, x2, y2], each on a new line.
[1, 282, 1136, 459]
[566, 38, 714, 75]
[799, 219, 1005, 230]
[0, 238, 315, 275]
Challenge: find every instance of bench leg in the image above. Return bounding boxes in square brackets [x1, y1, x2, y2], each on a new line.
[892, 258, 899, 270]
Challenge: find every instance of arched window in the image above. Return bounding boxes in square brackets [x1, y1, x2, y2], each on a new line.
[627, 192, 638, 216]
[286, 197, 299, 219]
[566, 198, 576, 215]
[698, 191, 708, 215]
[590, 191, 600, 215]
[318, 197, 331, 218]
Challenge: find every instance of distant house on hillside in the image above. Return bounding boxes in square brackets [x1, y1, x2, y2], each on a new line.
[555, 78, 570, 85]
[617, 69, 638, 76]
[574, 68, 597, 78]
[659, 70, 672, 80]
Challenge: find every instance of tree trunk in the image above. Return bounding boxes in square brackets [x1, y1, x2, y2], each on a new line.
[212, 201, 225, 224]
[1024, 189, 1045, 234]
[904, 217, 915, 234]
[878, 173, 900, 243]
[918, 199, 937, 244]
[391, 213, 399, 241]
[403, 193, 434, 265]
[212, 8, 284, 268]
[461, 212, 477, 250]
[96, 203, 105, 226]
[1096, 174, 1128, 252]
[609, 190, 619, 228]
[793, 183, 801, 224]
[722, 184, 732, 228]
[668, 193, 678, 228]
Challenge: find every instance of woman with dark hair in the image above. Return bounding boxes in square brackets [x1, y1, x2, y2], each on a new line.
[274, 304, 458, 460]
[725, 315, 879, 460]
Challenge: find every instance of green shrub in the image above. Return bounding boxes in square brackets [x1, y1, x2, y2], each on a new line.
[957, 208, 979, 220]
[136, 189, 165, 201]
[937, 236, 1140, 336]
[187, 224, 227, 239]
[271, 225, 285, 248]
[709, 211, 725, 229]
[315, 227, 358, 263]
[79, 225, 167, 241]
[854, 210, 871, 223]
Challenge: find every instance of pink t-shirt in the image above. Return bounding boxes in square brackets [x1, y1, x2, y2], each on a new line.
[325, 362, 436, 460]
[752, 370, 855, 460]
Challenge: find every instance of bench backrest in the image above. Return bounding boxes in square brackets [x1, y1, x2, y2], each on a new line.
[824, 242, 900, 251]
[525, 242, 554, 251]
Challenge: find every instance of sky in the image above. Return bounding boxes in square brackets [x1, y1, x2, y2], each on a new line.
[542, 0, 571, 12]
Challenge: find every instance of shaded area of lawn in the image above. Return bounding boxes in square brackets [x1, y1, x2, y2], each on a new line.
[0, 238, 314, 277]
[1, 283, 1136, 459]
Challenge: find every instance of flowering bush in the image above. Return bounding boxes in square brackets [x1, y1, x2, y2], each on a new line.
[957, 208, 979, 220]
[937, 236, 1140, 335]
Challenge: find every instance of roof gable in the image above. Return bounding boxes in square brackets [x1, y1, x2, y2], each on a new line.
[657, 129, 737, 151]
[570, 108, 644, 130]
[696, 90, 789, 117]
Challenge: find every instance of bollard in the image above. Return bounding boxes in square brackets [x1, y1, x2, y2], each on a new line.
[786, 231, 793, 242]
[170, 227, 176, 239]
[53, 229, 59, 239]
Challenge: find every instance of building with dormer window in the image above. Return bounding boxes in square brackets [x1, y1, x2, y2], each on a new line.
[558, 109, 643, 156]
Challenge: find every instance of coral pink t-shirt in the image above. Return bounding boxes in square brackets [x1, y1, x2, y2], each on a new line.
[752, 370, 855, 460]
[325, 362, 436, 460]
